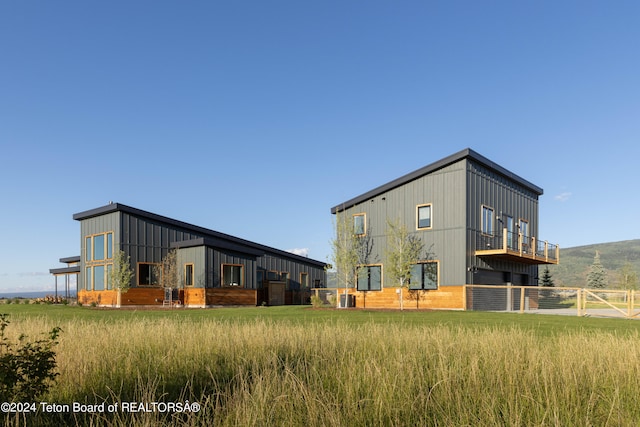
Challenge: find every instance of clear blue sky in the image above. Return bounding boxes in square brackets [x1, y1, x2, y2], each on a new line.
[1, 1, 638, 292]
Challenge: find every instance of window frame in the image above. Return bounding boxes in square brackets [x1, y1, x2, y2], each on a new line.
[416, 203, 433, 230]
[519, 219, 530, 248]
[481, 205, 494, 236]
[353, 213, 366, 236]
[184, 263, 194, 287]
[300, 272, 309, 289]
[138, 262, 161, 287]
[356, 264, 383, 292]
[409, 261, 439, 291]
[222, 264, 244, 288]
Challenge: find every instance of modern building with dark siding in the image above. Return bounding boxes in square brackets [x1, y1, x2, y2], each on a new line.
[66, 203, 326, 307]
[331, 148, 558, 309]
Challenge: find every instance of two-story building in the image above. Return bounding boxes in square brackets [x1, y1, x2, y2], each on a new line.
[331, 148, 558, 309]
[66, 203, 326, 307]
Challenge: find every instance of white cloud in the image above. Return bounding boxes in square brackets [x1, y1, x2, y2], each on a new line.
[286, 248, 309, 257]
[554, 192, 572, 202]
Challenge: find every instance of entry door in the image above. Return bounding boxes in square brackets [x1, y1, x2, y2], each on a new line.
[268, 281, 286, 306]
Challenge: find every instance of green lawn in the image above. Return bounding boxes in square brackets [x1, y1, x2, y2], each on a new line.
[3, 303, 640, 336]
[3, 304, 640, 426]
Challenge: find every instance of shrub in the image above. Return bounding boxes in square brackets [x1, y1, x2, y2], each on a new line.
[0, 314, 62, 402]
[310, 294, 324, 308]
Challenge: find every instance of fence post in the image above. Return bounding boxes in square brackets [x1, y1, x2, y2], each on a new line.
[462, 285, 467, 311]
[576, 289, 582, 316]
[519, 286, 525, 314]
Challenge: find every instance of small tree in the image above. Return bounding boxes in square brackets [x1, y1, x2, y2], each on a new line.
[587, 251, 607, 289]
[154, 248, 179, 290]
[617, 261, 639, 291]
[330, 209, 363, 307]
[110, 250, 133, 308]
[540, 267, 555, 287]
[385, 218, 424, 310]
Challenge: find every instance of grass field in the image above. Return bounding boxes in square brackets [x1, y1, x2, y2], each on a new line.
[2, 304, 640, 426]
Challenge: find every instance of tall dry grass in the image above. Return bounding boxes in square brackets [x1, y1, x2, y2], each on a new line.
[3, 316, 640, 426]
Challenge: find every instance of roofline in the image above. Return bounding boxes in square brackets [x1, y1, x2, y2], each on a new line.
[331, 148, 544, 214]
[50, 266, 81, 275]
[74, 203, 327, 268]
[59, 256, 81, 264]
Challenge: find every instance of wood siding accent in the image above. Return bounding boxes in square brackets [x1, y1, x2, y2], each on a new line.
[345, 286, 465, 310]
[78, 288, 165, 306]
[205, 288, 257, 306]
[182, 288, 205, 307]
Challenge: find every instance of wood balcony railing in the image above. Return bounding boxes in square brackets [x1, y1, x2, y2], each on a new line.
[475, 228, 559, 265]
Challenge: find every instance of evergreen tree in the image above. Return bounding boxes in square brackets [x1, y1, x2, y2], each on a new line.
[540, 266, 555, 287]
[587, 251, 607, 289]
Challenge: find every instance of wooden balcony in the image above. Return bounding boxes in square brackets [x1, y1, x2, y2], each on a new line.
[475, 228, 559, 265]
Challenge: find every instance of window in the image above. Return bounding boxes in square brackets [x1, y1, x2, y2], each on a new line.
[353, 213, 366, 236]
[94, 234, 105, 260]
[139, 263, 161, 286]
[85, 237, 92, 261]
[417, 204, 432, 229]
[519, 219, 530, 248]
[184, 264, 194, 287]
[505, 215, 515, 249]
[223, 264, 243, 287]
[357, 265, 382, 291]
[482, 206, 494, 235]
[257, 270, 265, 287]
[106, 264, 113, 290]
[409, 262, 438, 290]
[267, 270, 279, 281]
[85, 267, 92, 291]
[94, 265, 105, 291]
[281, 272, 290, 289]
[107, 233, 113, 259]
[300, 272, 309, 289]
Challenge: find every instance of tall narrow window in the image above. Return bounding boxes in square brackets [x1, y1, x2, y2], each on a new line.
[417, 204, 432, 229]
[300, 272, 309, 289]
[85, 237, 92, 261]
[223, 264, 243, 287]
[106, 264, 113, 290]
[505, 215, 515, 250]
[353, 213, 366, 236]
[519, 219, 530, 248]
[409, 262, 438, 290]
[184, 264, 194, 287]
[106, 233, 113, 259]
[357, 265, 382, 291]
[85, 267, 92, 291]
[482, 206, 494, 235]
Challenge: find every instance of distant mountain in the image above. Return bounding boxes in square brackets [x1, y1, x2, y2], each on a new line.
[546, 239, 640, 288]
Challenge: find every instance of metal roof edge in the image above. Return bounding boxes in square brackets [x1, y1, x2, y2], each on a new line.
[75, 203, 327, 268]
[331, 148, 543, 213]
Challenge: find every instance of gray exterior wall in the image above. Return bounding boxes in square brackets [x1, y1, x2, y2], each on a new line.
[333, 151, 542, 289]
[76, 204, 326, 293]
[466, 159, 539, 285]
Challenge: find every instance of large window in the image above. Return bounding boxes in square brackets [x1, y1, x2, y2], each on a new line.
[138, 263, 161, 286]
[353, 213, 366, 236]
[184, 264, 194, 287]
[482, 206, 494, 235]
[417, 204, 432, 229]
[357, 265, 382, 291]
[505, 215, 515, 249]
[84, 231, 114, 292]
[222, 264, 243, 287]
[409, 262, 438, 290]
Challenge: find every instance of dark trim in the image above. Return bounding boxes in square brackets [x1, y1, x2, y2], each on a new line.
[171, 238, 265, 257]
[331, 148, 544, 214]
[50, 266, 81, 275]
[60, 256, 80, 264]
[74, 203, 327, 268]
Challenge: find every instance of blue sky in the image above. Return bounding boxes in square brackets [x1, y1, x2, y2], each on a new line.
[1, 1, 638, 292]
